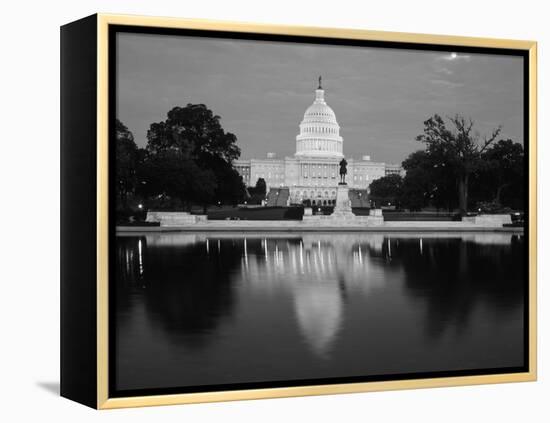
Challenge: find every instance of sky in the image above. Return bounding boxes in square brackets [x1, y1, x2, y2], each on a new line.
[116, 33, 524, 164]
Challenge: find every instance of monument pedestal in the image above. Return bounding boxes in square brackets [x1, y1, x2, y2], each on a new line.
[302, 183, 384, 226]
[332, 183, 354, 217]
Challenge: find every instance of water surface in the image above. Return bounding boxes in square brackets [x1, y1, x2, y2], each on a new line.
[114, 232, 525, 393]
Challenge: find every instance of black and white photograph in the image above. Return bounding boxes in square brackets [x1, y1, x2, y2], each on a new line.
[3, 0, 549, 418]
[112, 27, 529, 397]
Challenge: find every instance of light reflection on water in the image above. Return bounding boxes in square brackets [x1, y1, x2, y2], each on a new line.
[114, 232, 525, 393]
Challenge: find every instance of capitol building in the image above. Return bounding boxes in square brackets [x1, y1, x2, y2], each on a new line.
[234, 80, 402, 206]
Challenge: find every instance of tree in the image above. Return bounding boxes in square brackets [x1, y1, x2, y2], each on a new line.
[369, 174, 403, 207]
[115, 119, 138, 208]
[146, 104, 240, 162]
[400, 150, 457, 211]
[255, 178, 267, 196]
[415, 114, 501, 214]
[247, 178, 267, 205]
[141, 104, 244, 209]
[205, 155, 246, 206]
[472, 139, 524, 209]
[138, 149, 217, 211]
[400, 151, 433, 210]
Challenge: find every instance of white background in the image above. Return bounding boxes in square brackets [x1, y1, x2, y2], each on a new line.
[0, 0, 546, 421]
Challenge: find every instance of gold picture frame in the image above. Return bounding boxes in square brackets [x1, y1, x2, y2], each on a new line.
[61, 13, 537, 409]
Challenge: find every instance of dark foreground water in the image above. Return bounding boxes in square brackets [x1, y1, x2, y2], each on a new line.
[113, 232, 525, 393]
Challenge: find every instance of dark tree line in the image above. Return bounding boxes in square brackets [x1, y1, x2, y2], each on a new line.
[115, 104, 247, 221]
[116, 109, 524, 220]
[369, 114, 524, 213]
[115, 119, 139, 210]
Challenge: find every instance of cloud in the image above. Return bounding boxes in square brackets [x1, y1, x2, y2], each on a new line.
[436, 67, 454, 75]
[117, 33, 522, 163]
[430, 79, 464, 88]
[438, 52, 472, 62]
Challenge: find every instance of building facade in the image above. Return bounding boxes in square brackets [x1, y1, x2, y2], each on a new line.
[384, 163, 406, 177]
[234, 83, 401, 205]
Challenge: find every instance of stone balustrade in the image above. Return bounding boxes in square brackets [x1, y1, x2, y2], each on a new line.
[146, 211, 208, 227]
[462, 214, 512, 227]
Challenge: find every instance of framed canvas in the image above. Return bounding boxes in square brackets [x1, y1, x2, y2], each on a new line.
[60, 13, 537, 409]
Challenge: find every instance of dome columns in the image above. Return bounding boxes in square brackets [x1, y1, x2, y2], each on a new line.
[295, 84, 344, 159]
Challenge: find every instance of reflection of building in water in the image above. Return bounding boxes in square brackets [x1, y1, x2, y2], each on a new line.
[469, 233, 516, 245]
[116, 236, 147, 286]
[239, 234, 386, 286]
[235, 235, 391, 357]
[117, 232, 518, 357]
[293, 283, 344, 358]
[135, 233, 201, 248]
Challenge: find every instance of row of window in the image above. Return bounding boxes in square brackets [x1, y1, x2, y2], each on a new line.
[239, 164, 388, 171]
[385, 169, 401, 174]
[302, 164, 338, 169]
[239, 167, 388, 181]
[299, 140, 340, 151]
[302, 126, 338, 134]
[304, 174, 336, 178]
[292, 190, 337, 197]
[298, 180, 348, 187]
[251, 165, 284, 171]
[253, 173, 284, 180]
[308, 199, 336, 206]
[354, 167, 384, 172]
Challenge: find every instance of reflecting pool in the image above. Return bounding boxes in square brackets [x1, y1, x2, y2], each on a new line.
[113, 232, 525, 393]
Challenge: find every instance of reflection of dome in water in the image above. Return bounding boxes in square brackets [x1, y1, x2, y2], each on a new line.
[293, 283, 343, 358]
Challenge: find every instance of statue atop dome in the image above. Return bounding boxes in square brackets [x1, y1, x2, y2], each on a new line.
[318, 75, 322, 89]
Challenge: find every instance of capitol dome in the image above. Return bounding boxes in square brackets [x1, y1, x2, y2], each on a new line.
[295, 80, 343, 158]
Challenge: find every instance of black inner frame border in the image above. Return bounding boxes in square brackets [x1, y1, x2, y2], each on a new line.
[107, 23, 531, 399]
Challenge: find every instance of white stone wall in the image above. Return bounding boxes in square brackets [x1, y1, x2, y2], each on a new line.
[146, 211, 207, 226]
[235, 156, 390, 204]
[385, 163, 405, 177]
[248, 159, 286, 189]
[234, 159, 251, 185]
[462, 214, 512, 227]
[348, 159, 386, 189]
[284, 157, 300, 187]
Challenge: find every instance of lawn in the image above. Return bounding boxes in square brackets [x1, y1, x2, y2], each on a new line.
[203, 206, 304, 220]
